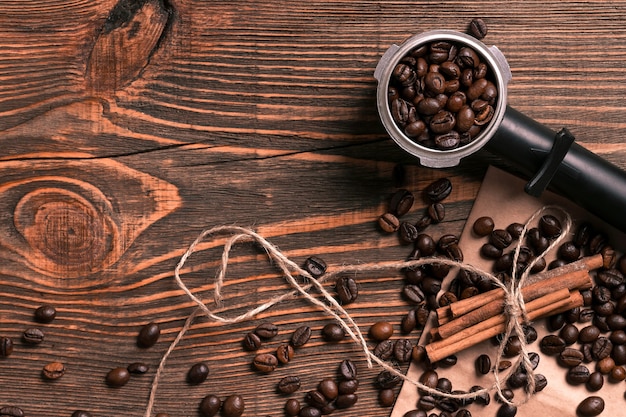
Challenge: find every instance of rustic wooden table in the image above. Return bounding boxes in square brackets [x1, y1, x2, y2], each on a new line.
[1, 1, 626, 416]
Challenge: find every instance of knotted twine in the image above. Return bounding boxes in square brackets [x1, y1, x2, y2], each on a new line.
[144, 205, 571, 417]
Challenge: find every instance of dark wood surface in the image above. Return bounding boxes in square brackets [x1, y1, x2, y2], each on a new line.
[1, 1, 626, 416]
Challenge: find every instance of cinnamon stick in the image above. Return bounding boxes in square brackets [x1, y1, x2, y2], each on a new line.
[435, 269, 591, 339]
[426, 288, 582, 362]
[444, 257, 598, 320]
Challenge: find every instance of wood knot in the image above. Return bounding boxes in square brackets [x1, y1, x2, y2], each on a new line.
[86, 0, 172, 95]
[1, 159, 180, 284]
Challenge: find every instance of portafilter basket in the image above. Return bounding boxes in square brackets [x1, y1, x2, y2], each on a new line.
[374, 29, 626, 234]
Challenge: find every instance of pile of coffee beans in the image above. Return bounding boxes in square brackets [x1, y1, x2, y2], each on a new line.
[386, 28, 498, 150]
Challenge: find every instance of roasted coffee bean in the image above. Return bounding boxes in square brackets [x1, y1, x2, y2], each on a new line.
[610, 364, 626, 381]
[592, 285, 612, 304]
[506, 370, 527, 389]
[576, 396, 605, 417]
[565, 306, 581, 323]
[0, 336, 13, 357]
[503, 336, 522, 357]
[0, 407, 24, 417]
[291, 325, 312, 347]
[424, 178, 452, 202]
[199, 394, 221, 417]
[558, 347, 584, 368]
[532, 373, 548, 393]
[559, 323, 579, 345]
[607, 314, 626, 330]
[418, 369, 438, 394]
[539, 214, 562, 238]
[254, 322, 278, 339]
[22, 328, 44, 345]
[137, 322, 160, 348]
[498, 360, 512, 371]
[399, 221, 420, 245]
[456, 410, 471, 417]
[438, 291, 457, 307]
[427, 203, 445, 223]
[592, 337, 613, 360]
[339, 359, 357, 380]
[612, 344, 626, 365]
[415, 234, 437, 256]
[379, 212, 400, 233]
[373, 340, 394, 360]
[303, 256, 327, 278]
[597, 356, 615, 374]
[242, 332, 262, 351]
[401, 309, 418, 334]
[299, 406, 322, 417]
[594, 314, 612, 332]
[335, 394, 358, 409]
[71, 411, 93, 417]
[437, 398, 459, 414]
[276, 343, 295, 364]
[490, 229, 513, 249]
[415, 214, 433, 232]
[578, 309, 595, 323]
[506, 222, 524, 239]
[496, 404, 517, 417]
[540, 335, 566, 355]
[547, 313, 566, 331]
[369, 321, 393, 341]
[42, 361, 65, 380]
[278, 376, 301, 394]
[335, 275, 358, 304]
[468, 18, 488, 39]
[527, 228, 549, 253]
[379, 388, 395, 407]
[338, 378, 359, 394]
[475, 354, 491, 375]
[421, 277, 442, 296]
[481, 243, 502, 259]
[469, 385, 490, 405]
[523, 325, 538, 344]
[394, 338, 414, 362]
[437, 354, 457, 368]
[127, 362, 149, 374]
[318, 378, 338, 400]
[390, 189, 415, 216]
[417, 395, 436, 411]
[187, 362, 209, 383]
[252, 353, 278, 373]
[403, 284, 426, 304]
[495, 388, 514, 403]
[586, 371, 604, 391]
[558, 241, 580, 262]
[321, 323, 345, 342]
[597, 268, 625, 288]
[222, 394, 244, 417]
[34, 304, 57, 323]
[611, 330, 626, 345]
[376, 370, 401, 389]
[412, 344, 427, 363]
[472, 216, 495, 236]
[284, 398, 301, 416]
[106, 366, 130, 387]
[567, 364, 590, 384]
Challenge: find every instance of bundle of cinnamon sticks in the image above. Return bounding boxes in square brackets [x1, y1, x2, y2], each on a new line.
[424, 254, 604, 363]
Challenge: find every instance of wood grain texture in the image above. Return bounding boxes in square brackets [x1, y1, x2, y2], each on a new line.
[0, 1, 625, 416]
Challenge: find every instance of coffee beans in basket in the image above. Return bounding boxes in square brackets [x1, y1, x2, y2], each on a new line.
[387, 40, 498, 150]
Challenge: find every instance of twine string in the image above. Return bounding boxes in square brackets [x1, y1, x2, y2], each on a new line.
[144, 206, 571, 417]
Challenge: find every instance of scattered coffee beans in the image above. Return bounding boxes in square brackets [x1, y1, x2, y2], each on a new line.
[221, 394, 245, 417]
[199, 394, 221, 417]
[369, 321, 394, 341]
[577, 396, 605, 416]
[71, 411, 93, 417]
[127, 362, 149, 374]
[187, 361, 210, 384]
[303, 256, 327, 278]
[290, 325, 312, 347]
[322, 322, 345, 342]
[34, 304, 57, 323]
[468, 18, 488, 40]
[254, 322, 278, 339]
[22, 328, 44, 345]
[0, 407, 24, 417]
[106, 366, 130, 387]
[42, 361, 65, 380]
[277, 376, 301, 394]
[0, 336, 13, 357]
[334, 275, 358, 304]
[137, 322, 160, 348]
[252, 353, 278, 373]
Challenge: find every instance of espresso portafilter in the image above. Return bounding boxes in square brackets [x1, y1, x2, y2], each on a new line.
[374, 30, 626, 234]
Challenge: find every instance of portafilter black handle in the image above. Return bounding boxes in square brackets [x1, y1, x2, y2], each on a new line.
[487, 105, 626, 233]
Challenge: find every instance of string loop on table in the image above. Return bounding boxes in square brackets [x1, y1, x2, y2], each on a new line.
[144, 205, 571, 416]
